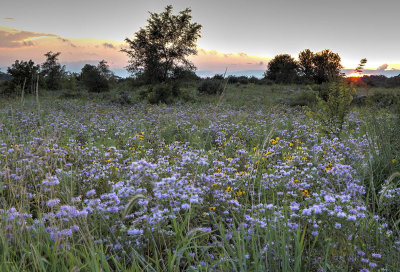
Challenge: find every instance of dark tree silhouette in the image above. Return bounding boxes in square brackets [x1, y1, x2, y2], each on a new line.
[298, 49, 315, 83]
[264, 54, 299, 84]
[312, 49, 342, 84]
[122, 5, 202, 84]
[80, 64, 109, 93]
[41, 51, 65, 90]
[7, 60, 40, 94]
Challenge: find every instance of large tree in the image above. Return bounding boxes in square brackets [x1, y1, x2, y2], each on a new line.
[41, 51, 65, 90]
[7, 59, 40, 94]
[312, 49, 342, 84]
[298, 49, 315, 83]
[264, 54, 299, 84]
[122, 5, 202, 83]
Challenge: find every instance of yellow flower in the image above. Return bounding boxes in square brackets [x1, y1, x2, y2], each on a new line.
[293, 179, 299, 183]
[236, 190, 244, 197]
[325, 167, 331, 172]
[300, 188, 310, 198]
[225, 186, 232, 193]
[209, 206, 216, 211]
[392, 158, 397, 164]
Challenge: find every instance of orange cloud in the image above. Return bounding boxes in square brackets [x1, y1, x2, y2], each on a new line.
[0, 26, 56, 48]
[190, 48, 271, 73]
[0, 27, 127, 70]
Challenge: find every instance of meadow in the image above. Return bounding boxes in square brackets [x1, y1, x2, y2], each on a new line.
[1, 85, 400, 271]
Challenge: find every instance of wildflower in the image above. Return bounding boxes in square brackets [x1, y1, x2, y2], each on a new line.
[127, 229, 143, 235]
[300, 188, 310, 197]
[86, 189, 96, 197]
[47, 198, 60, 207]
[181, 203, 190, 210]
[293, 179, 299, 183]
[225, 186, 232, 193]
[236, 190, 244, 197]
[209, 206, 216, 211]
[392, 158, 396, 164]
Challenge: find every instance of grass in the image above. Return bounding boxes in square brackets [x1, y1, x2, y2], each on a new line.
[0, 85, 400, 271]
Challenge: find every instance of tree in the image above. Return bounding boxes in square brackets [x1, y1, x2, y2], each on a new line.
[298, 49, 315, 83]
[97, 60, 113, 80]
[264, 54, 299, 84]
[6, 59, 40, 94]
[122, 5, 202, 84]
[80, 64, 109, 93]
[312, 49, 342, 84]
[41, 51, 65, 90]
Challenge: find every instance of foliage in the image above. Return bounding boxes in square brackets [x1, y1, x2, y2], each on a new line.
[287, 90, 318, 107]
[41, 51, 66, 90]
[97, 60, 113, 80]
[5, 59, 40, 95]
[61, 72, 78, 91]
[311, 80, 355, 137]
[1, 96, 400, 271]
[140, 82, 181, 104]
[264, 54, 299, 84]
[80, 64, 109, 93]
[367, 90, 399, 108]
[122, 5, 202, 84]
[355, 58, 368, 74]
[197, 79, 224, 95]
[312, 49, 343, 84]
[298, 49, 315, 83]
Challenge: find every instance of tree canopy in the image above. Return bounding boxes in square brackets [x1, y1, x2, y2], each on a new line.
[41, 51, 65, 90]
[122, 5, 202, 84]
[264, 54, 299, 84]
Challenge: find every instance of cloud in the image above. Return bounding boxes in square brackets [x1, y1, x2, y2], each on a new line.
[57, 37, 77, 48]
[0, 26, 56, 48]
[103, 42, 116, 49]
[259, 61, 264, 66]
[4, 17, 15, 20]
[376, 64, 389, 71]
[23, 41, 34, 46]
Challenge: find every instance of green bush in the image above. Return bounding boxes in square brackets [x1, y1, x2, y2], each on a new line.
[81, 64, 109, 93]
[288, 90, 318, 107]
[309, 80, 355, 137]
[141, 82, 181, 104]
[368, 91, 399, 108]
[197, 79, 223, 95]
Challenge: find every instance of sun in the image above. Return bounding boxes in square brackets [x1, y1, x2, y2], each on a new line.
[346, 72, 363, 78]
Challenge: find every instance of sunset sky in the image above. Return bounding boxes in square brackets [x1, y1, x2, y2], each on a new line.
[1, 0, 399, 77]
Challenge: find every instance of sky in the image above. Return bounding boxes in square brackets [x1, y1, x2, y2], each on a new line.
[1, 0, 400, 77]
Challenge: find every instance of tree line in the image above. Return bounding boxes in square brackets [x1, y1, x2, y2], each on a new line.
[1, 5, 399, 102]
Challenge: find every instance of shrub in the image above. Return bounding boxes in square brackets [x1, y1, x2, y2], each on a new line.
[111, 90, 132, 105]
[288, 90, 318, 107]
[309, 80, 355, 137]
[367, 91, 399, 108]
[81, 64, 109, 93]
[141, 82, 181, 104]
[197, 79, 223, 95]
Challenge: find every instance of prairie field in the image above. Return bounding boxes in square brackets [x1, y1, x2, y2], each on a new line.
[1, 87, 400, 271]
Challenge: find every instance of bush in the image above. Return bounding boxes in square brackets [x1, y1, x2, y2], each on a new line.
[312, 82, 330, 101]
[197, 79, 223, 95]
[111, 90, 132, 105]
[367, 91, 399, 108]
[141, 82, 181, 104]
[309, 80, 355, 137]
[288, 90, 318, 107]
[81, 64, 109, 93]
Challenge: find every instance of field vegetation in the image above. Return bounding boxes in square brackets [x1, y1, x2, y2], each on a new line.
[1, 5, 400, 272]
